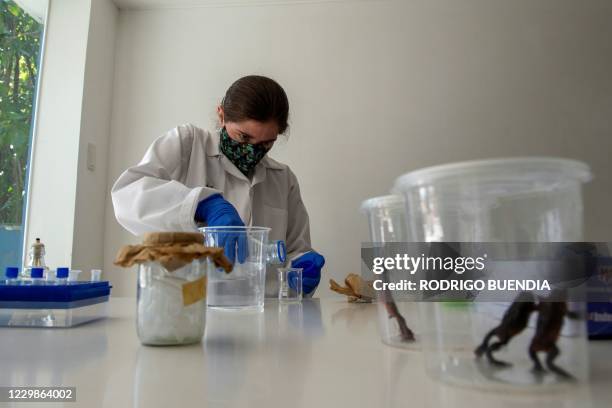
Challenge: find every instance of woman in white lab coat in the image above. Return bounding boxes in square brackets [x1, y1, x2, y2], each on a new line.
[111, 75, 325, 296]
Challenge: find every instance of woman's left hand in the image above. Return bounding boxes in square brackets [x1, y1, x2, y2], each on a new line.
[290, 251, 325, 295]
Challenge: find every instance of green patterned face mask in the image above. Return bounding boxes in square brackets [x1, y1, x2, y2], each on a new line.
[219, 127, 271, 176]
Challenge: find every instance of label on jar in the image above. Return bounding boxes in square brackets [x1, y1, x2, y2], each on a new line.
[182, 276, 207, 306]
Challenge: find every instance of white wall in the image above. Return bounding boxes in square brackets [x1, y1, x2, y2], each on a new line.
[104, 0, 612, 296]
[25, 0, 117, 271]
[72, 0, 118, 271]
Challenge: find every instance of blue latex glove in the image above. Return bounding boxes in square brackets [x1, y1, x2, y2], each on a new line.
[195, 194, 248, 263]
[290, 251, 325, 295]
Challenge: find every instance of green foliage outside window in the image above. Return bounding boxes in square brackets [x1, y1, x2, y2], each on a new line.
[0, 0, 43, 225]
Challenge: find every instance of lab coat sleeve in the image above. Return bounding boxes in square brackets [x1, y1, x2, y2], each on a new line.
[111, 125, 220, 235]
[285, 168, 313, 263]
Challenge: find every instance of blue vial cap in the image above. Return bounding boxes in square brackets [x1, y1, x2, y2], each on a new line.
[56, 267, 69, 279]
[277, 241, 287, 263]
[31, 268, 44, 278]
[5, 267, 19, 279]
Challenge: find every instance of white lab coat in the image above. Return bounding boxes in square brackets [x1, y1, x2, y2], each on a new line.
[111, 124, 314, 296]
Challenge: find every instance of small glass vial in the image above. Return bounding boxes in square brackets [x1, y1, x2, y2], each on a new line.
[90, 269, 102, 282]
[68, 269, 81, 282]
[137, 260, 206, 346]
[23, 238, 50, 279]
[4, 267, 19, 284]
[55, 267, 69, 284]
[29, 238, 46, 266]
[30, 267, 45, 284]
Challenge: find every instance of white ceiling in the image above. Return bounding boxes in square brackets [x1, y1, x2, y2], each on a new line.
[112, 0, 373, 11]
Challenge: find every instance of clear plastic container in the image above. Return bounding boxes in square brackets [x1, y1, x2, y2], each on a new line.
[393, 157, 592, 390]
[0, 299, 109, 327]
[201, 226, 286, 311]
[360, 195, 420, 349]
[137, 260, 206, 345]
[0, 281, 111, 327]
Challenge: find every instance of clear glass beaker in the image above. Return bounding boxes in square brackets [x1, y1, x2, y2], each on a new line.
[137, 260, 206, 345]
[201, 226, 283, 311]
[360, 195, 421, 349]
[393, 157, 592, 390]
[278, 267, 303, 302]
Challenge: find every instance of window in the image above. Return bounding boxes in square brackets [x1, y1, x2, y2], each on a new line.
[0, 0, 44, 276]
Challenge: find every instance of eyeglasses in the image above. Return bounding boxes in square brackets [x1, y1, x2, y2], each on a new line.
[235, 131, 276, 149]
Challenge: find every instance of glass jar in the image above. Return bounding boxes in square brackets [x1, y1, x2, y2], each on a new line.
[137, 259, 206, 346]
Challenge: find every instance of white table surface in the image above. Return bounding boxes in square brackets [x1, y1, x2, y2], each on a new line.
[0, 297, 610, 408]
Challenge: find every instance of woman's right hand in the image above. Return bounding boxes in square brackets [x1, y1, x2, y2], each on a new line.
[196, 194, 248, 263]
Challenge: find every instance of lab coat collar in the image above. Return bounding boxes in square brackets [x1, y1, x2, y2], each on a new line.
[219, 156, 283, 186]
[214, 156, 271, 186]
[260, 155, 285, 170]
[206, 129, 222, 157]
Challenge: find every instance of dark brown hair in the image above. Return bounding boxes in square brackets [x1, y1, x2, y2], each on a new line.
[221, 75, 289, 134]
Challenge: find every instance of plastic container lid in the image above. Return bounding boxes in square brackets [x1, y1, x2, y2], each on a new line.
[56, 267, 69, 279]
[5, 267, 19, 279]
[393, 157, 592, 193]
[0, 281, 111, 303]
[31, 268, 44, 279]
[360, 195, 405, 213]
